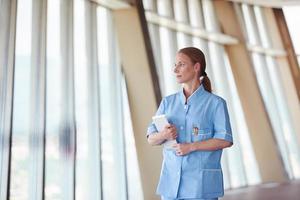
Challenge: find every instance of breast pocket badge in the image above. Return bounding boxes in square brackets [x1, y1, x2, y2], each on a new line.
[192, 124, 199, 136]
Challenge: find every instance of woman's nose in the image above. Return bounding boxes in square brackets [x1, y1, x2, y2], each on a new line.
[173, 66, 178, 73]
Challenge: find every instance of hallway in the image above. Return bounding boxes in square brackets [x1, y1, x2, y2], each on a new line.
[222, 180, 300, 200]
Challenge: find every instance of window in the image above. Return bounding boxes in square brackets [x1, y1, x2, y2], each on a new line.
[2, 0, 139, 199]
[283, 6, 300, 66]
[10, 0, 32, 199]
[45, 0, 63, 199]
[240, 3, 300, 179]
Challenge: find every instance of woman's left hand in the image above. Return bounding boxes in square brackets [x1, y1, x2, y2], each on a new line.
[173, 143, 193, 156]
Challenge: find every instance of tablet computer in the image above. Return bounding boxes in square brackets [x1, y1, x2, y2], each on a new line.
[152, 115, 177, 149]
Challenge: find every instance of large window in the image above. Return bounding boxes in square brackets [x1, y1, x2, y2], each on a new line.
[1, 0, 141, 199]
[239, 3, 300, 179]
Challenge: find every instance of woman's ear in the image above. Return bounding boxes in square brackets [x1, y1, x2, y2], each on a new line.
[194, 62, 201, 73]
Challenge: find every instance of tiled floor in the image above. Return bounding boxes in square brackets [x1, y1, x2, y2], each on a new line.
[221, 180, 300, 200]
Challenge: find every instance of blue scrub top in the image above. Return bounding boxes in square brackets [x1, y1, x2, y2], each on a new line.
[147, 84, 233, 199]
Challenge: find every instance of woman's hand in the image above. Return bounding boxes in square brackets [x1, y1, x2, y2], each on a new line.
[173, 143, 193, 156]
[161, 124, 177, 140]
[147, 124, 177, 146]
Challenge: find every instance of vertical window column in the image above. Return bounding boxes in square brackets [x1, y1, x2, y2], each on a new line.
[143, 0, 165, 95]
[97, 7, 127, 200]
[79, 1, 102, 199]
[157, 0, 179, 95]
[241, 4, 294, 179]
[254, 6, 300, 178]
[74, 0, 102, 199]
[121, 74, 144, 200]
[0, 0, 17, 199]
[202, 0, 251, 188]
[45, 0, 76, 199]
[28, 0, 47, 199]
[10, 0, 33, 199]
[187, 0, 214, 88]
[173, 0, 192, 48]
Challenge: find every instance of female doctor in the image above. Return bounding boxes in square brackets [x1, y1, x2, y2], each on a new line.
[147, 47, 233, 200]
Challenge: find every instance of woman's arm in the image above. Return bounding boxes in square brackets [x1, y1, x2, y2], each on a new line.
[147, 124, 177, 146]
[173, 139, 232, 156]
[191, 138, 232, 151]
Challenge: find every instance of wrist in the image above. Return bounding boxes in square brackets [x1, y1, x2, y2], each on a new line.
[160, 131, 167, 140]
[190, 142, 197, 152]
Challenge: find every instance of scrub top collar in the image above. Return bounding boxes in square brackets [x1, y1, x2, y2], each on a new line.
[180, 83, 205, 105]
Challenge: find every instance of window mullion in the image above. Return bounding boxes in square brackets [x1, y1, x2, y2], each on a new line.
[60, 0, 76, 199]
[29, 0, 47, 199]
[84, 2, 102, 199]
[0, 0, 17, 199]
[202, 0, 248, 188]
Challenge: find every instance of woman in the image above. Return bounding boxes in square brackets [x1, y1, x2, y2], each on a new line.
[147, 47, 233, 200]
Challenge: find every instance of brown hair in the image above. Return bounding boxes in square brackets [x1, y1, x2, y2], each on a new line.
[178, 47, 212, 93]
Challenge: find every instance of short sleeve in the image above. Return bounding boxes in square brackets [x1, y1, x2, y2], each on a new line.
[146, 98, 166, 137]
[212, 99, 233, 143]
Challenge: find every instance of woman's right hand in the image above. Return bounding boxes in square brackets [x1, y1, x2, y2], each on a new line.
[161, 124, 177, 140]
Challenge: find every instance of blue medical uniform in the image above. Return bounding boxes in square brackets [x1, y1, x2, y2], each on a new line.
[147, 84, 233, 200]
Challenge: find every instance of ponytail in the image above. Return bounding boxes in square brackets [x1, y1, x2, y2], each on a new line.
[201, 75, 212, 93]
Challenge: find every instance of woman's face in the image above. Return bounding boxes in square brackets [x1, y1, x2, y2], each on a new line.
[174, 53, 200, 84]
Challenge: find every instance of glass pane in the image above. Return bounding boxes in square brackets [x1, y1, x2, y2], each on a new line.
[74, 0, 91, 199]
[283, 6, 300, 66]
[157, 0, 179, 96]
[241, 4, 300, 179]
[223, 53, 261, 186]
[121, 75, 143, 200]
[45, 0, 63, 199]
[173, 0, 192, 48]
[10, 0, 32, 199]
[75, 1, 104, 199]
[97, 6, 127, 200]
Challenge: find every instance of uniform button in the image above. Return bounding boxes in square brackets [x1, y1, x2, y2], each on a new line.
[180, 126, 184, 130]
[177, 171, 180, 175]
[184, 105, 187, 109]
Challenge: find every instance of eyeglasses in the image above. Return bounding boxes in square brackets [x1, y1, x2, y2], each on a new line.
[174, 62, 186, 69]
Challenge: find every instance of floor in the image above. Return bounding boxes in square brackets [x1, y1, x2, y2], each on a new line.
[221, 180, 300, 200]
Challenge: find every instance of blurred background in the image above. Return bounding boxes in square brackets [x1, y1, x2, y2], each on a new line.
[0, 0, 300, 199]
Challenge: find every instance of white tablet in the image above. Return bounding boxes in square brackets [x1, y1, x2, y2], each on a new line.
[152, 115, 177, 149]
[152, 115, 169, 131]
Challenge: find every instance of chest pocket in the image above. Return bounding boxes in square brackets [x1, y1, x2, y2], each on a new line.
[191, 128, 213, 142]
